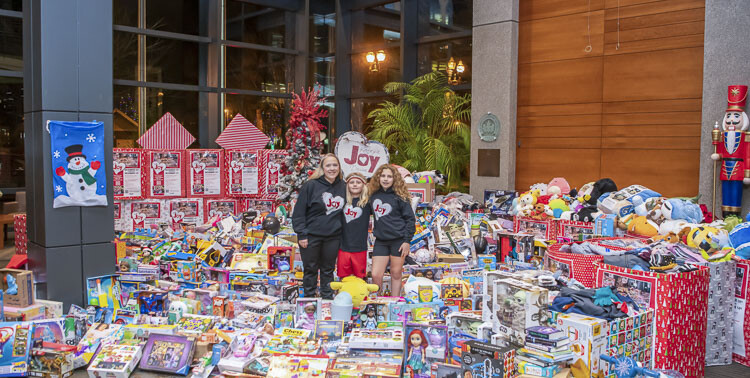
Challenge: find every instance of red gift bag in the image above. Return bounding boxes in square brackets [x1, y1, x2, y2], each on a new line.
[734, 259, 750, 367]
[595, 263, 710, 377]
[544, 247, 603, 288]
[513, 216, 557, 240]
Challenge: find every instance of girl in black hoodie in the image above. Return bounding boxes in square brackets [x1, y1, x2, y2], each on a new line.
[368, 164, 416, 297]
[292, 154, 346, 299]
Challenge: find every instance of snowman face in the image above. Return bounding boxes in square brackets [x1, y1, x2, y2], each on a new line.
[68, 156, 89, 170]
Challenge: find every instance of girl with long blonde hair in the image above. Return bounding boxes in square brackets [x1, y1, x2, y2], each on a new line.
[291, 153, 346, 299]
[367, 164, 416, 297]
[337, 172, 371, 279]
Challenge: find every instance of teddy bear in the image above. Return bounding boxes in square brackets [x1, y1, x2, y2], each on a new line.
[516, 191, 538, 217]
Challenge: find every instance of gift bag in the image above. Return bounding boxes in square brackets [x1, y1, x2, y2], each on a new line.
[49, 121, 107, 208]
[595, 263, 709, 377]
[734, 259, 750, 367]
[693, 260, 735, 366]
[13, 214, 26, 255]
[544, 247, 603, 288]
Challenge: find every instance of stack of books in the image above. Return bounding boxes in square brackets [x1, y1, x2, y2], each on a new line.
[515, 326, 574, 378]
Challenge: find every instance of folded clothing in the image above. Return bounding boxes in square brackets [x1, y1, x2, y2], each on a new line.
[550, 287, 629, 321]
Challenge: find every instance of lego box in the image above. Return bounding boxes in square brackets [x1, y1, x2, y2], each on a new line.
[0, 269, 34, 308]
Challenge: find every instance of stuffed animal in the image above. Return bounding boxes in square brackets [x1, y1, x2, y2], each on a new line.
[619, 214, 659, 237]
[530, 183, 548, 196]
[573, 179, 616, 221]
[598, 184, 660, 217]
[548, 198, 570, 218]
[730, 222, 750, 259]
[547, 177, 571, 196]
[412, 170, 446, 185]
[330, 276, 379, 308]
[661, 198, 703, 224]
[516, 191, 538, 217]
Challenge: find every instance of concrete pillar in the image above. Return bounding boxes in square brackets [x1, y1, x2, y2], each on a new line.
[699, 1, 750, 216]
[469, 0, 519, 200]
[23, 0, 116, 308]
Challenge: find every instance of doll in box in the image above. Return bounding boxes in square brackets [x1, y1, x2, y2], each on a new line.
[406, 329, 427, 375]
[295, 301, 318, 330]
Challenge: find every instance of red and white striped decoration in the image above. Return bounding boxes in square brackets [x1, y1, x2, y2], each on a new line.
[216, 114, 270, 150]
[137, 112, 196, 150]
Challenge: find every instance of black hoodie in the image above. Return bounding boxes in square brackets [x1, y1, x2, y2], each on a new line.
[340, 197, 372, 252]
[370, 187, 416, 244]
[292, 176, 347, 239]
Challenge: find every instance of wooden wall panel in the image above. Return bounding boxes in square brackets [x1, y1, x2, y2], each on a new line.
[516, 0, 704, 196]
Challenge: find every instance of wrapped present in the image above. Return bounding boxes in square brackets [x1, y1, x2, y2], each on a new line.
[215, 114, 269, 150]
[693, 260, 735, 366]
[259, 149, 288, 198]
[137, 113, 195, 150]
[734, 259, 750, 367]
[13, 213, 27, 255]
[186, 149, 224, 198]
[514, 216, 557, 241]
[595, 263, 709, 377]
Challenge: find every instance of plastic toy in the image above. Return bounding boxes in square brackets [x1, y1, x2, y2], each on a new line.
[329, 276, 378, 308]
[4, 275, 17, 295]
[600, 354, 684, 378]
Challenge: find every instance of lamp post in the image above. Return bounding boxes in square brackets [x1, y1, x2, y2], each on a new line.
[446, 57, 465, 85]
[367, 50, 386, 72]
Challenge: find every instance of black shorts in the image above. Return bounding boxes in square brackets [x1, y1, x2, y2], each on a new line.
[372, 239, 404, 257]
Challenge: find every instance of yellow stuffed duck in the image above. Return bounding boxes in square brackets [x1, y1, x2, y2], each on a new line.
[330, 276, 379, 308]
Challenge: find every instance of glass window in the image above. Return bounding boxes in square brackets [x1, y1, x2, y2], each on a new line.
[418, 38, 472, 85]
[113, 31, 139, 81]
[225, 47, 294, 93]
[421, 0, 472, 36]
[146, 88, 199, 147]
[113, 0, 138, 27]
[351, 47, 400, 94]
[0, 0, 21, 11]
[0, 76, 24, 188]
[351, 97, 392, 135]
[225, 1, 293, 48]
[113, 85, 140, 148]
[146, 37, 199, 85]
[353, 1, 402, 47]
[310, 5, 335, 56]
[0, 16, 22, 72]
[224, 94, 289, 148]
[310, 57, 334, 97]
[147, 0, 201, 35]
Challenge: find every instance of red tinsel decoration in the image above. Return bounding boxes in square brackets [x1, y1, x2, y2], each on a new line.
[286, 87, 328, 149]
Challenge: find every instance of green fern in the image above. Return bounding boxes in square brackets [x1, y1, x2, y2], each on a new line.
[367, 71, 471, 192]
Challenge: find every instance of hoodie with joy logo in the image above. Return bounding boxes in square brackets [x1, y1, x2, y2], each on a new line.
[340, 197, 372, 252]
[292, 176, 347, 239]
[370, 187, 416, 244]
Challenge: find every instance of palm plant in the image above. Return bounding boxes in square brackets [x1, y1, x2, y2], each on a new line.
[367, 71, 471, 191]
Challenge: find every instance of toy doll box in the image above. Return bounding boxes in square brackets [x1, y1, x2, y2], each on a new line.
[513, 216, 557, 241]
[29, 347, 75, 378]
[0, 269, 34, 308]
[0, 322, 33, 377]
[138, 334, 195, 376]
[349, 328, 405, 350]
[595, 262, 709, 377]
[87, 342, 143, 378]
[460, 340, 515, 378]
[548, 312, 607, 378]
[491, 278, 549, 335]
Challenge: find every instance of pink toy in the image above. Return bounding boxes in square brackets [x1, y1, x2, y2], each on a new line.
[547, 177, 571, 196]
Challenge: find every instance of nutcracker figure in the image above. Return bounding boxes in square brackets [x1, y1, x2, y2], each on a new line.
[712, 85, 750, 217]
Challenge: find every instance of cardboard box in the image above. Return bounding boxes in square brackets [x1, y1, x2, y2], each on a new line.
[460, 340, 515, 378]
[35, 300, 64, 319]
[4, 303, 45, 321]
[87, 342, 143, 378]
[0, 269, 34, 307]
[513, 216, 558, 241]
[407, 182, 435, 203]
[491, 278, 549, 338]
[594, 214, 617, 237]
[29, 347, 75, 378]
[0, 322, 33, 376]
[551, 312, 607, 378]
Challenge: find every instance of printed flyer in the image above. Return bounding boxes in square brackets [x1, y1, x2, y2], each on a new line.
[227, 150, 259, 196]
[148, 150, 184, 198]
[188, 150, 223, 197]
[113, 148, 145, 199]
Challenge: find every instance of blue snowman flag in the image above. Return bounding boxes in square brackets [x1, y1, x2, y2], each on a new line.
[49, 121, 108, 208]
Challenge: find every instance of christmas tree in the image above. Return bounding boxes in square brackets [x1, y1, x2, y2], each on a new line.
[276, 87, 329, 203]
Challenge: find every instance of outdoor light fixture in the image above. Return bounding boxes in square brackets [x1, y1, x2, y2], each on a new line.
[446, 57, 464, 85]
[367, 50, 386, 72]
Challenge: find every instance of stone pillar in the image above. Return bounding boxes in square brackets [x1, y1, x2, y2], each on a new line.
[23, 0, 116, 308]
[469, 0, 519, 200]
[699, 1, 750, 216]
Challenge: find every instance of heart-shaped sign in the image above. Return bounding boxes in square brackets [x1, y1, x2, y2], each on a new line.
[334, 131, 389, 178]
[322, 192, 344, 215]
[192, 160, 206, 173]
[209, 209, 221, 218]
[132, 211, 146, 224]
[230, 160, 245, 173]
[343, 204, 362, 223]
[171, 210, 185, 223]
[113, 161, 126, 174]
[268, 162, 280, 174]
[151, 161, 166, 174]
[372, 199, 392, 220]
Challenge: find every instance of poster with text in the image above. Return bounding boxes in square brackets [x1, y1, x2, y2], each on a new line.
[227, 150, 259, 196]
[205, 199, 240, 221]
[129, 200, 168, 230]
[242, 198, 276, 214]
[114, 200, 132, 232]
[263, 150, 287, 197]
[599, 270, 657, 311]
[113, 148, 145, 199]
[148, 150, 185, 198]
[188, 149, 223, 197]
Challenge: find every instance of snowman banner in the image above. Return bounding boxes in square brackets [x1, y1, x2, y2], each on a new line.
[49, 121, 108, 208]
[188, 150, 223, 197]
[226, 150, 259, 196]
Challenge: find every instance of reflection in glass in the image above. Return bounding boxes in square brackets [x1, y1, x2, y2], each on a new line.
[146, 37, 199, 85]
[147, 0, 200, 35]
[113, 31, 138, 81]
[113, 0, 138, 27]
[0, 77, 24, 188]
[421, 0, 472, 36]
[225, 0, 292, 48]
[225, 47, 293, 93]
[351, 97, 393, 135]
[310, 57, 335, 97]
[0, 16, 22, 72]
[225, 95, 289, 148]
[0, 0, 21, 11]
[354, 1, 402, 47]
[146, 88, 199, 148]
[418, 38, 471, 85]
[113, 85, 139, 148]
[352, 48, 400, 94]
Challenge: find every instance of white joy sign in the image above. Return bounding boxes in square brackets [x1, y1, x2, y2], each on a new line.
[334, 131, 389, 179]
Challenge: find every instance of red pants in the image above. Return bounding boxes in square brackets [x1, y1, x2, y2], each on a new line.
[337, 250, 367, 278]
